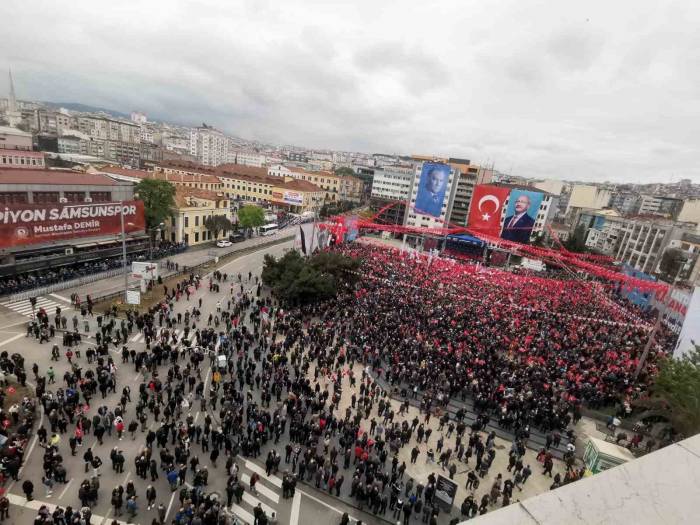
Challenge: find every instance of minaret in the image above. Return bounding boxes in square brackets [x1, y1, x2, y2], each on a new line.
[6, 69, 22, 127]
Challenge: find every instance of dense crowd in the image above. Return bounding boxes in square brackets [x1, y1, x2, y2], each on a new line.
[4, 240, 675, 525]
[0, 242, 187, 296]
[335, 243, 674, 434]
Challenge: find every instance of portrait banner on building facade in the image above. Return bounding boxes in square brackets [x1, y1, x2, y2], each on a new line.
[0, 201, 145, 248]
[500, 189, 544, 244]
[414, 162, 450, 217]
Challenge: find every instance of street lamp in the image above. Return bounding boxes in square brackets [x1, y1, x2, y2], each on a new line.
[120, 206, 132, 302]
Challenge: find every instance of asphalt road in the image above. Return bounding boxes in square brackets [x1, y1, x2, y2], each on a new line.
[0, 239, 392, 525]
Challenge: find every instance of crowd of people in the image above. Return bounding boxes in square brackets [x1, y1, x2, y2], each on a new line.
[4, 239, 676, 525]
[0, 242, 187, 296]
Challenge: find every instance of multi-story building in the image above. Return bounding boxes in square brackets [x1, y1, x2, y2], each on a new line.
[566, 184, 612, 217]
[268, 165, 362, 203]
[0, 125, 32, 150]
[130, 112, 147, 125]
[447, 171, 478, 227]
[369, 165, 414, 225]
[76, 115, 141, 166]
[405, 163, 460, 231]
[575, 210, 696, 275]
[0, 167, 145, 277]
[610, 191, 640, 216]
[638, 194, 684, 219]
[677, 198, 700, 229]
[33, 109, 75, 134]
[0, 149, 45, 169]
[95, 164, 223, 192]
[233, 151, 266, 168]
[189, 126, 229, 167]
[167, 187, 231, 245]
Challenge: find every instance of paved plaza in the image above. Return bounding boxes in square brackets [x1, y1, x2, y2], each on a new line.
[0, 239, 591, 525]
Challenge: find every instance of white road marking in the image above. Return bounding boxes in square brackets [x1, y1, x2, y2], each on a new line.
[229, 503, 254, 525]
[241, 473, 280, 504]
[165, 491, 176, 522]
[244, 460, 283, 488]
[6, 493, 129, 524]
[0, 333, 25, 348]
[49, 293, 72, 303]
[241, 491, 275, 518]
[297, 488, 361, 521]
[290, 491, 301, 525]
[59, 478, 74, 499]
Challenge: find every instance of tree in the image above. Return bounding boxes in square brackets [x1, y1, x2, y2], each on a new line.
[564, 224, 587, 253]
[334, 167, 355, 177]
[135, 179, 176, 229]
[204, 214, 233, 239]
[261, 250, 356, 305]
[237, 205, 265, 232]
[646, 344, 700, 436]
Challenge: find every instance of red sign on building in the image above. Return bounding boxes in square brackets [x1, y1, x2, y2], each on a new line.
[0, 201, 145, 248]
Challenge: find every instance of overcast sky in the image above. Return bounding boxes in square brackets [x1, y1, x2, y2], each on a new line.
[3, 0, 700, 183]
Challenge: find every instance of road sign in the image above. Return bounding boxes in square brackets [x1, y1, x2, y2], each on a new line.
[126, 290, 141, 305]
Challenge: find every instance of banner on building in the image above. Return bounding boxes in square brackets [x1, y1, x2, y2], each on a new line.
[283, 191, 304, 205]
[0, 201, 145, 249]
[414, 162, 450, 217]
[500, 189, 544, 244]
[468, 185, 511, 234]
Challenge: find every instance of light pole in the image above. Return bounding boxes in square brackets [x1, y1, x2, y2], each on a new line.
[120, 204, 137, 303]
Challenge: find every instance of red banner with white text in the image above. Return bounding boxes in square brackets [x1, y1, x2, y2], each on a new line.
[0, 201, 145, 248]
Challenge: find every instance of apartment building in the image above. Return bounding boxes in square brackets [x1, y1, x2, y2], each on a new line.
[189, 126, 229, 166]
[75, 115, 141, 166]
[0, 149, 45, 169]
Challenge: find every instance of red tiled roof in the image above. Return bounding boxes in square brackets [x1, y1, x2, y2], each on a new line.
[175, 187, 227, 207]
[280, 179, 323, 192]
[0, 168, 117, 186]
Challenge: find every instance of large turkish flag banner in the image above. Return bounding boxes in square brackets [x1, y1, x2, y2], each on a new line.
[468, 185, 511, 235]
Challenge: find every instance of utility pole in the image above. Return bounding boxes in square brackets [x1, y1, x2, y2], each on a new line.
[121, 204, 129, 302]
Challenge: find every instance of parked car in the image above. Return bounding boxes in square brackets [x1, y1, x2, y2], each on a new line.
[216, 240, 232, 248]
[228, 233, 245, 243]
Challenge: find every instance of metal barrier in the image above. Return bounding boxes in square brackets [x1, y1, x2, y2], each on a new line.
[4, 267, 125, 303]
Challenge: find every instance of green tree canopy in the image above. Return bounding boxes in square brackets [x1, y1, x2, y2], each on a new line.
[261, 250, 358, 305]
[237, 205, 266, 230]
[647, 344, 700, 436]
[334, 167, 355, 177]
[135, 179, 176, 229]
[204, 214, 233, 239]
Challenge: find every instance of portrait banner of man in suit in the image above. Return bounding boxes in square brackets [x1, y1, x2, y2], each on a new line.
[414, 162, 450, 218]
[500, 189, 543, 244]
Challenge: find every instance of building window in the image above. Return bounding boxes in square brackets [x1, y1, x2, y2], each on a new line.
[195, 232, 199, 243]
[90, 191, 112, 202]
[195, 216, 199, 226]
[33, 192, 60, 204]
[0, 192, 29, 204]
[184, 216, 189, 227]
[64, 192, 85, 203]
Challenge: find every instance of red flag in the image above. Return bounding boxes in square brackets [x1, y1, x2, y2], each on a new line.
[468, 185, 511, 235]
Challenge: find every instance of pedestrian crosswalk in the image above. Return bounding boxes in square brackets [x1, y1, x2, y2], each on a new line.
[129, 327, 198, 344]
[0, 295, 71, 318]
[222, 460, 284, 525]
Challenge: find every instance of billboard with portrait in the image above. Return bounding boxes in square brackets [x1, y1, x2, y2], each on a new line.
[500, 189, 543, 244]
[345, 215, 359, 242]
[414, 162, 450, 217]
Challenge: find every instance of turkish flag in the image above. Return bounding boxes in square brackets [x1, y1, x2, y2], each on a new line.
[468, 185, 511, 234]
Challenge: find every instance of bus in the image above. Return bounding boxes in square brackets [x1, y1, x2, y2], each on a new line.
[260, 223, 278, 236]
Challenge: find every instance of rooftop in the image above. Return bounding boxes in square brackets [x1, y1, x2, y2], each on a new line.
[0, 125, 32, 137]
[0, 168, 117, 186]
[0, 148, 44, 158]
[174, 187, 227, 208]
